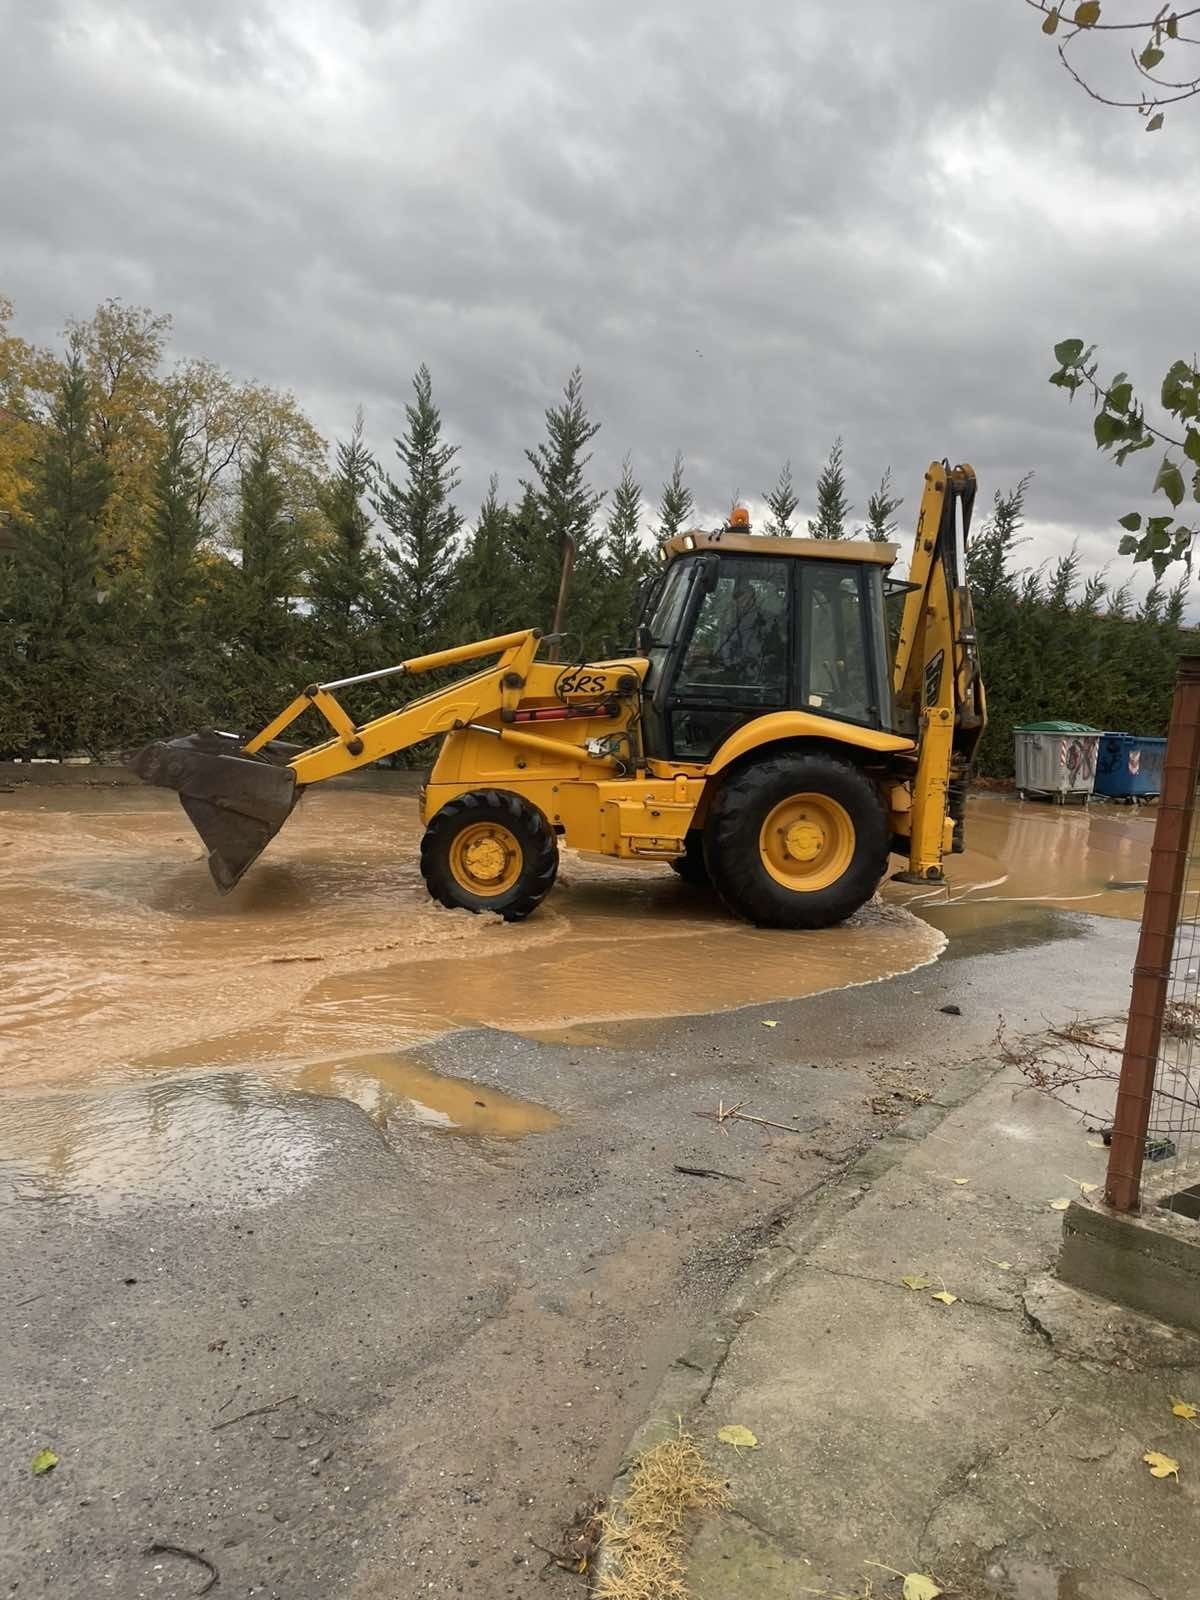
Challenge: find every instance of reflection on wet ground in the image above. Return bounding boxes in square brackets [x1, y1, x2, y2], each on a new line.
[889, 792, 1155, 943]
[0, 782, 1154, 1201]
[0, 1052, 559, 1212]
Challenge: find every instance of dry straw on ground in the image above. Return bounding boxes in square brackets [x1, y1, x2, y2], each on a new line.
[595, 1431, 729, 1600]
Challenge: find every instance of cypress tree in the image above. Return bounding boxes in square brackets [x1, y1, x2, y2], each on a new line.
[657, 452, 694, 540]
[597, 455, 650, 647]
[763, 461, 799, 537]
[862, 468, 903, 542]
[145, 409, 205, 625]
[310, 411, 376, 649]
[237, 436, 297, 616]
[521, 367, 604, 638]
[374, 365, 461, 654]
[18, 343, 111, 633]
[451, 476, 516, 638]
[808, 438, 851, 540]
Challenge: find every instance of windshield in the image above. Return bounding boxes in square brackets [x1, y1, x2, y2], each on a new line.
[643, 559, 694, 646]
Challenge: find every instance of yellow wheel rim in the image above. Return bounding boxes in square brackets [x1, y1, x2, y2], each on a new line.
[448, 821, 523, 897]
[759, 793, 855, 893]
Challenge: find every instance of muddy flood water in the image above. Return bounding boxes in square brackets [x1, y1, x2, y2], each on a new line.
[0, 781, 1155, 1198]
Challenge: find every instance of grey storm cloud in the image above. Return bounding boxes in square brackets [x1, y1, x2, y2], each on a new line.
[2, 0, 1196, 586]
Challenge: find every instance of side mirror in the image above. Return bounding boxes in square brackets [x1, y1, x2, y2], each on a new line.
[701, 552, 721, 593]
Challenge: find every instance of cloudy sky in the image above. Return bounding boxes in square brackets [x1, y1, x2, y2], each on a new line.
[2, 0, 1196, 588]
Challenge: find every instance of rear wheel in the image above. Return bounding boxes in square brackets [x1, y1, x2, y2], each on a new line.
[420, 790, 558, 920]
[669, 829, 711, 887]
[703, 751, 889, 928]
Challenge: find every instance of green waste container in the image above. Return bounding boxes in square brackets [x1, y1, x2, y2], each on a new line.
[1013, 721, 1101, 803]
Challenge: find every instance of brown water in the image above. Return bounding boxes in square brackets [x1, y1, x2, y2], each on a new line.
[0, 784, 946, 1098]
[0, 785, 1152, 1142]
[889, 793, 1156, 934]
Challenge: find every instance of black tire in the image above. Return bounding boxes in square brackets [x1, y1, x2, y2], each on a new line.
[669, 829, 711, 887]
[703, 750, 889, 929]
[420, 790, 558, 921]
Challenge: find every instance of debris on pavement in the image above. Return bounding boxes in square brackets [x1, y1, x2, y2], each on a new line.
[30, 1449, 58, 1476]
[1142, 1450, 1180, 1481]
[143, 1541, 219, 1595]
[715, 1424, 758, 1451]
[596, 1432, 728, 1600]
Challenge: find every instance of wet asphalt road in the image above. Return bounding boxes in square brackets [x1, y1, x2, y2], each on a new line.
[2, 909, 1137, 1600]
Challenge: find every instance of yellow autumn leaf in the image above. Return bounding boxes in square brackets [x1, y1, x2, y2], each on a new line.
[953, 1177, 970, 1185]
[901, 1274, 932, 1291]
[1050, 1198, 1071, 1211]
[31, 1449, 58, 1476]
[761, 1020, 778, 1029]
[864, 1562, 942, 1598]
[1065, 1175, 1098, 1195]
[1143, 1450, 1179, 1480]
[931, 1290, 958, 1305]
[989, 1260, 1013, 1271]
[717, 1424, 759, 1450]
[1087, 1139, 1105, 1149]
[1170, 1399, 1198, 1421]
[904, 1576, 943, 1600]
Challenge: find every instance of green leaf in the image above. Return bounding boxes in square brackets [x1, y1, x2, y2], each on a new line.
[1140, 45, 1165, 69]
[1118, 535, 1140, 556]
[1054, 338, 1085, 367]
[1043, 6, 1059, 32]
[1050, 371, 1083, 394]
[1093, 411, 1124, 447]
[1118, 512, 1142, 531]
[1107, 379, 1133, 413]
[1161, 360, 1199, 417]
[1184, 429, 1200, 467]
[1155, 457, 1186, 508]
[1074, 1, 1101, 24]
[1146, 112, 1164, 132]
[1167, 14, 1179, 39]
[31, 1449, 58, 1476]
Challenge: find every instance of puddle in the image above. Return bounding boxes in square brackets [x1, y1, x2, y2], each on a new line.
[0, 1052, 558, 1214]
[0, 1073, 335, 1215]
[0, 785, 1152, 1121]
[0, 784, 945, 1095]
[290, 1051, 560, 1137]
[892, 793, 1155, 931]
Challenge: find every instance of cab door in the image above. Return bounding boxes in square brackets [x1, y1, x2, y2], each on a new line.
[664, 554, 793, 762]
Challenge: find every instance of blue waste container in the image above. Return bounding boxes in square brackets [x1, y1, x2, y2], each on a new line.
[1094, 732, 1167, 799]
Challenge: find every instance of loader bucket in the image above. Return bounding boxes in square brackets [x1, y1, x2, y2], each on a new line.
[127, 730, 301, 893]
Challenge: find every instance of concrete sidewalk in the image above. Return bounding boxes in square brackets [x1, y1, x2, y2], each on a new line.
[609, 1042, 1200, 1600]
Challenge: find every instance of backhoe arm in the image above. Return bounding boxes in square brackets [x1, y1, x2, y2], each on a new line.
[129, 626, 628, 892]
[891, 461, 985, 883]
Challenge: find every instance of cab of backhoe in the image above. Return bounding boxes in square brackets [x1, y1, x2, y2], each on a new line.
[635, 532, 898, 763]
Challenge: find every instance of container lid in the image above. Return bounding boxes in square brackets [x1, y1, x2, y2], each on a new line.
[1014, 721, 1100, 734]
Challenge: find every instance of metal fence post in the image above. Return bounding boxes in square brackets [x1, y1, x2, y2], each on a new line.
[1105, 654, 1200, 1212]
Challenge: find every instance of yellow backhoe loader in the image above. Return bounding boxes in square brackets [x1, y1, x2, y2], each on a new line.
[131, 460, 984, 929]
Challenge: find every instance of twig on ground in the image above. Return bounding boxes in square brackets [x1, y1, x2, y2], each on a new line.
[673, 1164, 746, 1183]
[694, 1103, 806, 1135]
[1048, 1026, 1123, 1055]
[211, 1393, 299, 1431]
[143, 1542, 218, 1596]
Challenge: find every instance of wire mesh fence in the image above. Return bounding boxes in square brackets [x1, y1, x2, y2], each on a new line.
[1106, 654, 1200, 1214]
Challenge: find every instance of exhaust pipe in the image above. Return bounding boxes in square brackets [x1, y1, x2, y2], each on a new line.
[127, 730, 301, 893]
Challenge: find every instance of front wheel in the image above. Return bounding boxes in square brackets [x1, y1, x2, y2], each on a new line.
[420, 790, 558, 920]
[703, 751, 889, 928]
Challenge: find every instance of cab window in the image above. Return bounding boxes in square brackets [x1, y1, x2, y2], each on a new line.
[801, 565, 873, 725]
[676, 557, 789, 703]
